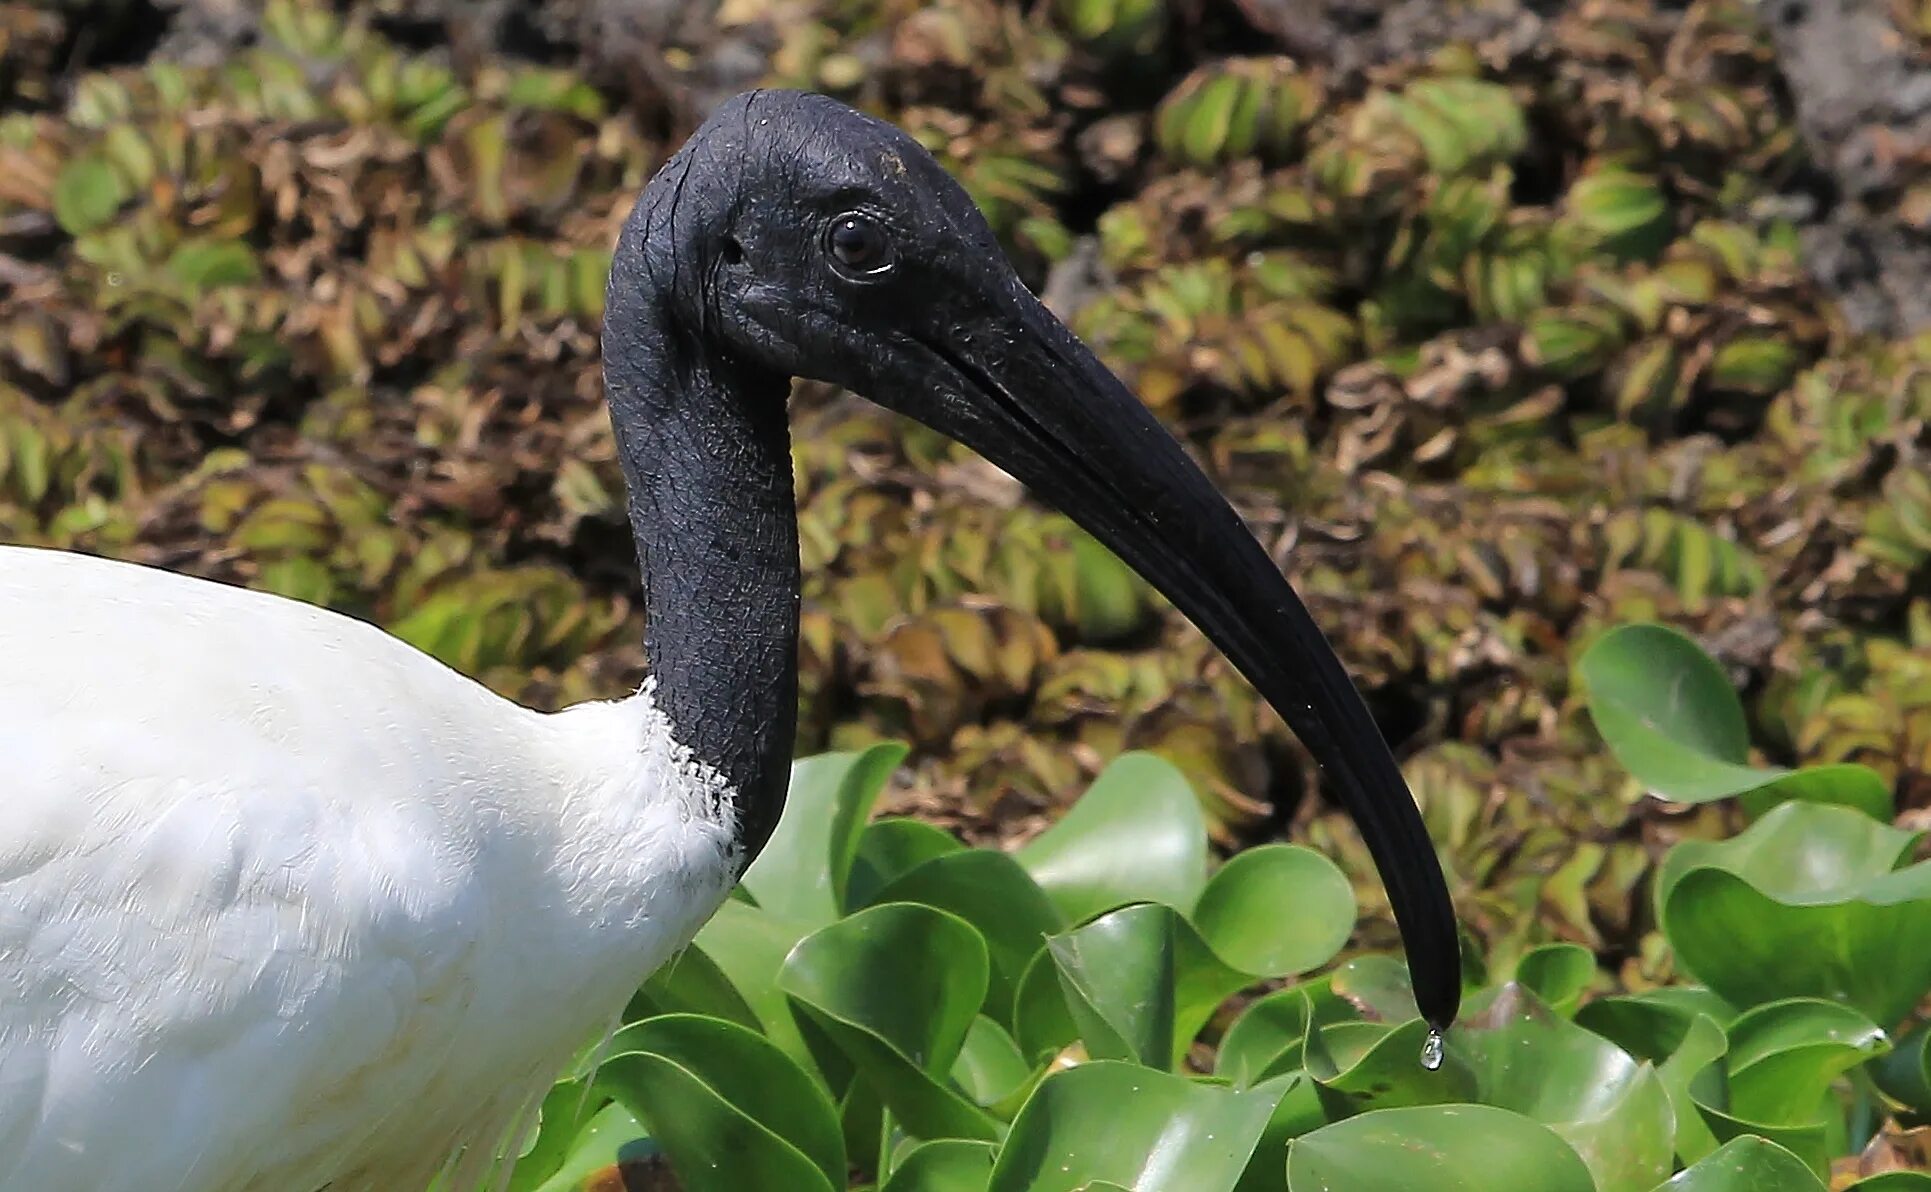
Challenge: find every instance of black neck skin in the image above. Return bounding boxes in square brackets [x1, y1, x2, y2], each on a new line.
[603, 208, 799, 875]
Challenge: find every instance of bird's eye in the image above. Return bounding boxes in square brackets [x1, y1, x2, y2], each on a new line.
[826, 213, 894, 276]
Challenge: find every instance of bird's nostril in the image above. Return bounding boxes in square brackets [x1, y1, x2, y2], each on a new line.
[719, 237, 745, 265]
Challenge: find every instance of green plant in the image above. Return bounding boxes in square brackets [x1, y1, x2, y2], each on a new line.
[484, 662, 1931, 1190]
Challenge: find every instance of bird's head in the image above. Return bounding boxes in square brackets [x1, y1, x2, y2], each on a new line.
[613, 89, 1464, 1035]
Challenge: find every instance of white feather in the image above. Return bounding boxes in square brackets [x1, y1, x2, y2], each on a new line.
[0, 544, 741, 1192]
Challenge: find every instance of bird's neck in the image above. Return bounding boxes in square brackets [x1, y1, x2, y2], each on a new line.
[602, 248, 799, 874]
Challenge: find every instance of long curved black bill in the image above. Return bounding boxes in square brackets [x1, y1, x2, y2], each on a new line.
[886, 280, 1463, 1032]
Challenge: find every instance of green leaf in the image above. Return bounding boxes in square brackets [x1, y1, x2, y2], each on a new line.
[881, 1140, 998, 1192]
[742, 743, 907, 927]
[1724, 998, 1889, 1126]
[1047, 901, 1272, 1070]
[1191, 845, 1356, 977]
[1579, 623, 1892, 819]
[593, 1014, 843, 1192]
[1218, 989, 1315, 1087]
[1015, 752, 1209, 925]
[1657, 1135, 1826, 1191]
[627, 941, 759, 1034]
[1575, 987, 1740, 1061]
[1847, 1176, 1931, 1191]
[1513, 943, 1597, 1017]
[1657, 801, 1931, 1025]
[524, 1102, 659, 1192]
[1305, 1017, 1474, 1115]
[951, 1016, 1033, 1110]
[1323, 953, 1422, 1024]
[869, 850, 1063, 1024]
[1872, 1023, 1931, 1114]
[53, 156, 130, 236]
[780, 903, 1000, 1141]
[1285, 1104, 1595, 1191]
[662, 898, 818, 1071]
[990, 1061, 1284, 1192]
[165, 239, 261, 291]
[1449, 985, 1674, 1192]
[1654, 1013, 1728, 1164]
[849, 818, 967, 909]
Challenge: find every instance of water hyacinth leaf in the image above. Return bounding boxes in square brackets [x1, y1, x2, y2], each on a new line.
[1513, 942, 1598, 1017]
[1847, 1177, 1931, 1191]
[1236, 1072, 1329, 1192]
[1190, 845, 1356, 977]
[1655, 1013, 1729, 1164]
[1324, 953, 1421, 1024]
[501, 1077, 609, 1192]
[880, 1140, 998, 1192]
[667, 898, 819, 1071]
[988, 1060, 1283, 1192]
[52, 155, 128, 235]
[742, 743, 908, 927]
[1045, 902, 1247, 1069]
[779, 903, 999, 1141]
[1694, 1100, 1830, 1179]
[522, 1102, 657, 1192]
[848, 818, 967, 909]
[1724, 998, 1889, 1127]
[1306, 1016, 1473, 1115]
[592, 1015, 843, 1192]
[627, 938, 760, 1035]
[1012, 944, 1082, 1060]
[869, 850, 1063, 1023]
[1657, 1135, 1826, 1192]
[1217, 988, 1315, 1087]
[950, 1016, 1033, 1110]
[1580, 624, 1893, 819]
[1657, 802, 1931, 1025]
[1448, 985, 1674, 1192]
[1015, 752, 1209, 925]
[1285, 1104, 1595, 1192]
[1872, 1023, 1931, 1114]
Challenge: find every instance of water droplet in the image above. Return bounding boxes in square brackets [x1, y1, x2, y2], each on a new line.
[1420, 1029, 1445, 1071]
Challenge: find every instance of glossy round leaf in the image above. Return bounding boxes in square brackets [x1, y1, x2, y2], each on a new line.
[1045, 902, 1253, 1069]
[523, 1102, 659, 1192]
[742, 743, 907, 926]
[990, 1060, 1283, 1192]
[1015, 752, 1209, 925]
[1657, 1135, 1826, 1192]
[1654, 1013, 1729, 1164]
[1658, 802, 1931, 1025]
[849, 818, 968, 909]
[881, 1140, 998, 1192]
[674, 898, 819, 1070]
[780, 902, 999, 1140]
[1579, 624, 1891, 819]
[1448, 985, 1673, 1192]
[1306, 1015, 1473, 1117]
[951, 1016, 1033, 1110]
[1218, 988, 1315, 1088]
[1513, 942, 1597, 1017]
[1872, 1023, 1931, 1114]
[1191, 845, 1356, 977]
[870, 850, 1063, 1023]
[1285, 1104, 1595, 1192]
[593, 1014, 844, 1192]
[1725, 998, 1889, 1127]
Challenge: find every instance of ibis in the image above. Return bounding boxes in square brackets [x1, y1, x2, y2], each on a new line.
[0, 89, 1461, 1191]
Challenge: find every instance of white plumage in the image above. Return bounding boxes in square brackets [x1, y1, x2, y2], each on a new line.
[0, 544, 740, 1191]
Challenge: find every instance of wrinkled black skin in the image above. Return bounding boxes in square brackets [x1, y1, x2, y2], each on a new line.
[605, 89, 1465, 1032]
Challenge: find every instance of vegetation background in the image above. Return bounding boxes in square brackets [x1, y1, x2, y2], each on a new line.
[1, 0, 1928, 1176]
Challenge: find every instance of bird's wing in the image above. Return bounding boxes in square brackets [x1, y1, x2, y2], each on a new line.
[0, 546, 532, 1192]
